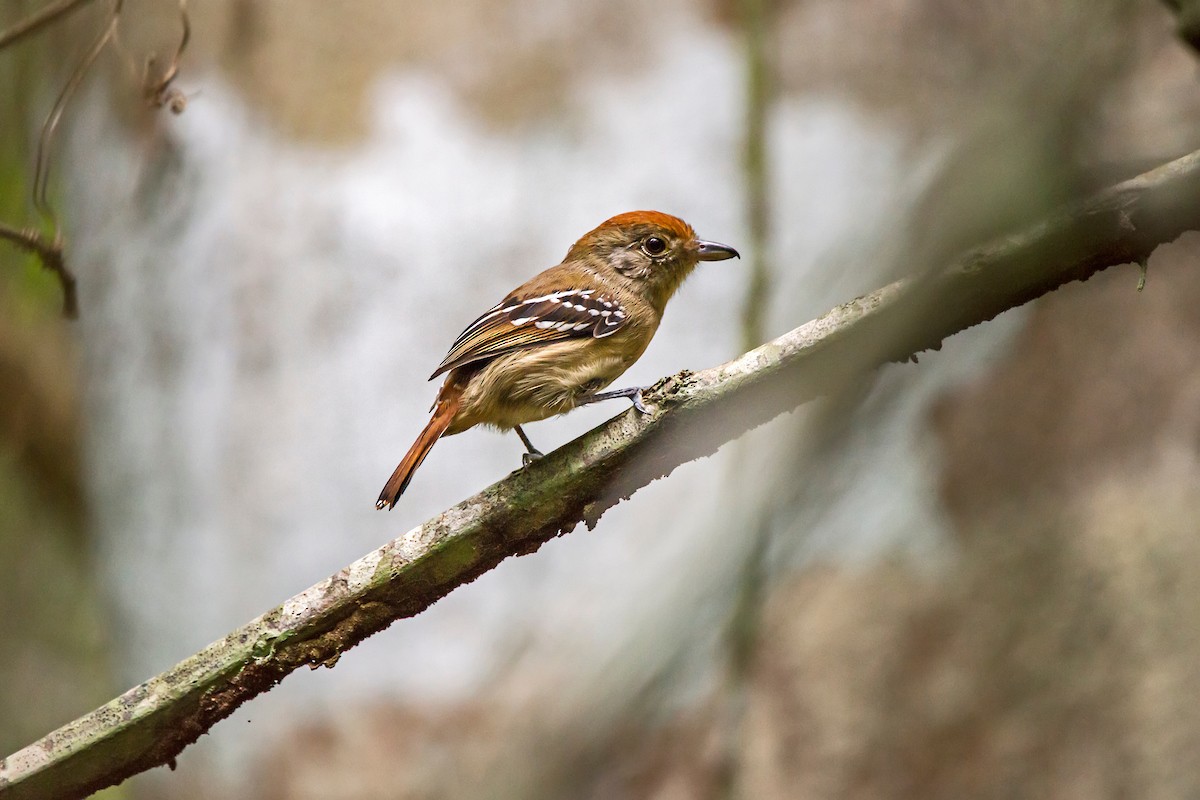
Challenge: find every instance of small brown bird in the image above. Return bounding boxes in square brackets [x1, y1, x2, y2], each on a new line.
[376, 211, 739, 509]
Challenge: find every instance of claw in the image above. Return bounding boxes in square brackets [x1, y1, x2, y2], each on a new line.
[513, 424, 546, 464]
[630, 389, 649, 415]
[577, 385, 652, 414]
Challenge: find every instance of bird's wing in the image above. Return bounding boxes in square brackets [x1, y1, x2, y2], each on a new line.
[430, 288, 629, 378]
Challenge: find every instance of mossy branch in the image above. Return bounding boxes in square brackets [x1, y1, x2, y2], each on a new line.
[3, 149, 1200, 800]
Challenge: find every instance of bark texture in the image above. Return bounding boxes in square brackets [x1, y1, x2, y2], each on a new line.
[2, 149, 1200, 800]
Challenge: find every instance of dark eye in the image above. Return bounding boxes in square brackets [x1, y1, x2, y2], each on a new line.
[642, 236, 667, 256]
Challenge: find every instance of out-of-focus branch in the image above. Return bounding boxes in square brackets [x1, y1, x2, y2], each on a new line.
[33, 0, 122, 223]
[738, 0, 771, 351]
[1, 0, 121, 319]
[2, 0, 187, 321]
[0, 0, 98, 50]
[4, 149, 1200, 800]
[114, 0, 191, 113]
[718, 0, 774, 795]
[1162, 0, 1200, 54]
[0, 223, 76, 318]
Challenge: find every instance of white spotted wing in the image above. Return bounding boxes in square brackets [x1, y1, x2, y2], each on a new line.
[430, 288, 628, 378]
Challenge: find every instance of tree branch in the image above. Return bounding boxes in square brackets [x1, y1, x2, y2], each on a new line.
[717, 0, 775, 795]
[3, 149, 1200, 799]
[2, 0, 124, 320]
[0, 223, 77, 318]
[33, 0, 122, 226]
[1162, 0, 1200, 54]
[0, 0, 98, 51]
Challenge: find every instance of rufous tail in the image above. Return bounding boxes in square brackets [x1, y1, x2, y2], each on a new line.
[376, 382, 464, 510]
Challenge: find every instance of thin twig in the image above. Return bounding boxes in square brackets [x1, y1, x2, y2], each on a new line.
[0, 223, 78, 318]
[0, 0, 98, 50]
[118, 0, 191, 113]
[33, 0, 123, 226]
[145, 0, 190, 112]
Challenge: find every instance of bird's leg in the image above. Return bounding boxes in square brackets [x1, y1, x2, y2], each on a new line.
[514, 425, 543, 466]
[576, 386, 650, 415]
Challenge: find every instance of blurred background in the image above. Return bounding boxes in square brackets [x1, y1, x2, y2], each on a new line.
[4, 1, 1200, 798]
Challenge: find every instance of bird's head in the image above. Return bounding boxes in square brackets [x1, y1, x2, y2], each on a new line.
[565, 210, 739, 310]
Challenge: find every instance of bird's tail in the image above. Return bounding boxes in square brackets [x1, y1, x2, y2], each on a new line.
[376, 381, 464, 510]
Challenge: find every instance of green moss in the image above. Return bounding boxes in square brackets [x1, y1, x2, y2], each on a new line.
[425, 535, 483, 584]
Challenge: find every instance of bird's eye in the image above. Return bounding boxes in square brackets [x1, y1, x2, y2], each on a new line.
[642, 236, 667, 256]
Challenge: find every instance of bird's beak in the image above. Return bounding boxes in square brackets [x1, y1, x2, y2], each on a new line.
[695, 239, 741, 261]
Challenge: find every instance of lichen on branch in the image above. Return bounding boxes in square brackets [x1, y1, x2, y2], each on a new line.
[3, 148, 1200, 800]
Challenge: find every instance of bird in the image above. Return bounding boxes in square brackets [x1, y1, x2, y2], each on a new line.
[376, 210, 739, 510]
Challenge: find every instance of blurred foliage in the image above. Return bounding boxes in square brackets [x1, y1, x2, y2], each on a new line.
[0, 5, 66, 319]
[0, 447, 111, 754]
[0, 1, 116, 768]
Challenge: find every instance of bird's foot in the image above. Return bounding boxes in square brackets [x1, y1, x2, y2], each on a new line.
[578, 386, 650, 414]
[514, 425, 545, 467]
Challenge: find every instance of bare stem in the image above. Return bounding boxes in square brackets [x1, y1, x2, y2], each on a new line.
[33, 0, 123, 225]
[140, 0, 191, 112]
[0, 0, 99, 50]
[0, 223, 78, 318]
